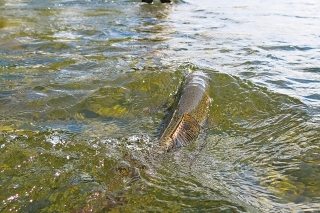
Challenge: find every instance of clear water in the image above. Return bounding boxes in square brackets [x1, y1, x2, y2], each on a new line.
[0, 0, 320, 212]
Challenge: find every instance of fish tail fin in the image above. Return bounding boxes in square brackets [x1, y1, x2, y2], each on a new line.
[171, 114, 200, 148]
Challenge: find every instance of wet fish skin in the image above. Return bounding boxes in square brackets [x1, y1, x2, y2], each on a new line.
[156, 70, 211, 153]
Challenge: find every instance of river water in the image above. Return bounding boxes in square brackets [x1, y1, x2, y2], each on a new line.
[1, 0, 320, 212]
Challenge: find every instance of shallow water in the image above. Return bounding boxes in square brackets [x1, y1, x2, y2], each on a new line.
[1, 0, 320, 212]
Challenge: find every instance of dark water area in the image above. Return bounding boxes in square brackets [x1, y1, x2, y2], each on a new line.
[1, 0, 320, 212]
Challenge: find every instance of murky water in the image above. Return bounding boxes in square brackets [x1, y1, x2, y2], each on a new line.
[1, 0, 320, 212]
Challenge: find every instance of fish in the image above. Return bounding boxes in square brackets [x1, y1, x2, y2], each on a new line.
[154, 70, 211, 153]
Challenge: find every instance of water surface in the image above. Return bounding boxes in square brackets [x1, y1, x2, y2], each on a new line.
[1, 0, 320, 212]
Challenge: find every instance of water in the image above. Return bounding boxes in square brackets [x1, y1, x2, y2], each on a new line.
[1, 0, 320, 212]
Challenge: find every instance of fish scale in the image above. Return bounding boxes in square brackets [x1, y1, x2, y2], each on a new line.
[155, 70, 211, 153]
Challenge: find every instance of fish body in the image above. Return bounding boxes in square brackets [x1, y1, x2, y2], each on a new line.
[156, 71, 211, 153]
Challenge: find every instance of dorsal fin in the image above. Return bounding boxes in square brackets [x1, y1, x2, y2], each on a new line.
[171, 114, 200, 148]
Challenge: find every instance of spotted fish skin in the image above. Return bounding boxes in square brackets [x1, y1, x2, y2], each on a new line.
[156, 71, 211, 153]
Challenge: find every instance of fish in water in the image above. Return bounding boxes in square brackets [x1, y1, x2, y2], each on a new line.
[154, 70, 211, 153]
[71, 71, 211, 213]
